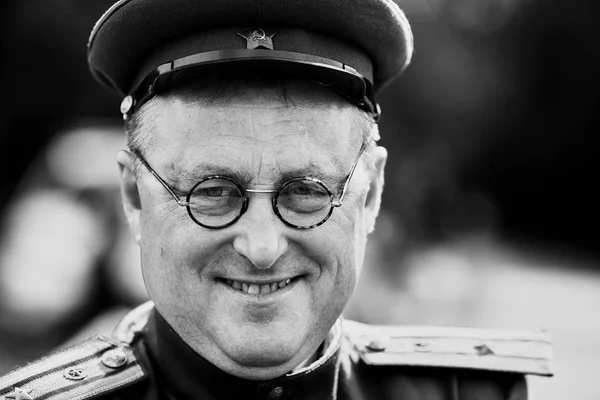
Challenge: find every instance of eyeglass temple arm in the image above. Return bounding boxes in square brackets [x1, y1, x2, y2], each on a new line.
[129, 150, 190, 207]
[332, 141, 369, 207]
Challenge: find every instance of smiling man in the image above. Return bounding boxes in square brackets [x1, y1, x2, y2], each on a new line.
[0, 0, 553, 399]
[124, 78, 382, 383]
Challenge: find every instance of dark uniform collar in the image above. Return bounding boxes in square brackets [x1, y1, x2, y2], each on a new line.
[142, 309, 342, 400]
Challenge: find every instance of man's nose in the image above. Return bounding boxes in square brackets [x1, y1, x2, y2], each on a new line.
[232, 197, 288, 270]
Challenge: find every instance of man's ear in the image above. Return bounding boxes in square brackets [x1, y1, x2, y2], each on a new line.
[115, 150, 142, 245]
[364, 146, 387, 234]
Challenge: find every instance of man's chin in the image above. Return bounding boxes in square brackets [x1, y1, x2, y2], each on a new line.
[218, 352, 303, 380]
[209, 334, 317, 380]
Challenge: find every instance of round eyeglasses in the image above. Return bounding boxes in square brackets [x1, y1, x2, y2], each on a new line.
[131, 142, 368, 230]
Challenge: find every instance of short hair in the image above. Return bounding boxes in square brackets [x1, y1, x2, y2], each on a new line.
[126, 73, 379, 177]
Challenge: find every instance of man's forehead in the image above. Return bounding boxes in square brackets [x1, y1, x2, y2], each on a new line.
[163, 126, 354, 181]
[153, 144, 349, 193]
[140, 79, 365, 180]
[149, 82, 361, 147]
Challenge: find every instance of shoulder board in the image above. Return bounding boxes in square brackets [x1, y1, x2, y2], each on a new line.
[0, 335, 145, 400]
[342, 320, 553, 377]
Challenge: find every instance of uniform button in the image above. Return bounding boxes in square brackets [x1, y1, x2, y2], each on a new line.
[366, 336, 389, 352]
[64, 367, 87, 380]
[413, 341, 430, 352]
[101, 348, 128, 368]
[267, 386, 284, 400]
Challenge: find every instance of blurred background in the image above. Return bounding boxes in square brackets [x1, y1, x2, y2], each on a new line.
[0, 0, 598, 398]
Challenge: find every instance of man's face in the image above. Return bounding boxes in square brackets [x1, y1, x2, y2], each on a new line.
[118, 82, 386, 380]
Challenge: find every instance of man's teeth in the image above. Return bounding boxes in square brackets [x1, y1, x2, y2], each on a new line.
[225, 278, 292, 294]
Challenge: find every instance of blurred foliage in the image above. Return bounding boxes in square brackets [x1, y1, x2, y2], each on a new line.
[379, 0, 600, 254]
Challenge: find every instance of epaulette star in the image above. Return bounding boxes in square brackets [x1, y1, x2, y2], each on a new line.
[4, 387, 33, 400]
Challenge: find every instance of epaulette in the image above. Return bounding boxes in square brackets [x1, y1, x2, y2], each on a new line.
[343, 320, 554, 377]
[0, 335, 145, 400]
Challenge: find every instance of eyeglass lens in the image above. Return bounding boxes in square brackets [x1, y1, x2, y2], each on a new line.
[275, 178, 333, 228]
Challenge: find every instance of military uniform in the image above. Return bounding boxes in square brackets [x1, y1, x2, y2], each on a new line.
[0, 0, 555, 398]
[0, 301, 552, 400]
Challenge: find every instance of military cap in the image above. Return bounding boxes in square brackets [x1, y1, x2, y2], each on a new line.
[87, 0, 414, 120]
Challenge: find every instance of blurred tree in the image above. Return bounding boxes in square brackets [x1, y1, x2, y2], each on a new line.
[470, 0, 600, 254]
[378, 0, 600, 258]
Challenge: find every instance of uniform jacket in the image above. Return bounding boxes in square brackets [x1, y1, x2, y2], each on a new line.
[0, 301, 553, 400]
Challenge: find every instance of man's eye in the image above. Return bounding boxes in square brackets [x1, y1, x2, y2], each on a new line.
[289, 185, 316, 196]
[199, 187, 227, 197]
[188, 180, 243, 217]
[289, 181, 329, 197]
[192, 178, 241, 196]
[277, 180, 331, 214]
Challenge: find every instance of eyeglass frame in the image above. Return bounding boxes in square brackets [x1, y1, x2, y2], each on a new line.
[129, 141, 369, 230]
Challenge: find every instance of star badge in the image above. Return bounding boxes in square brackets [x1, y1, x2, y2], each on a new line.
[5, 387, 33, 400]
[474, 344, 495, 356]
[237, 28, 277, 50]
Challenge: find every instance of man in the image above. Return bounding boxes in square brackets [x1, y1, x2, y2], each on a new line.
[0, 0, 553, 399]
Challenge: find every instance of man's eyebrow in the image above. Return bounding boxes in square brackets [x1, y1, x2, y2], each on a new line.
[275, 162, 338, 187]
[170, 163, 252, 187]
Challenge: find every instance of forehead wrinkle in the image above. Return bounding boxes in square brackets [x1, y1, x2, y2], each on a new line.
[159, 142, 255, 186]
[254, 148, 265, 180]
[277, 161, 337, 184]
[273, 141, 342, 184]
[160, 95, 356, 146]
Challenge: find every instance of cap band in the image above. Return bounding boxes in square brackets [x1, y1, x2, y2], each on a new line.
[127, 48, 378, 120]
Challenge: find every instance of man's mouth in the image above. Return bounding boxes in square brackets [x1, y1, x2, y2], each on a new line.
[217, 278, 296, 295]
